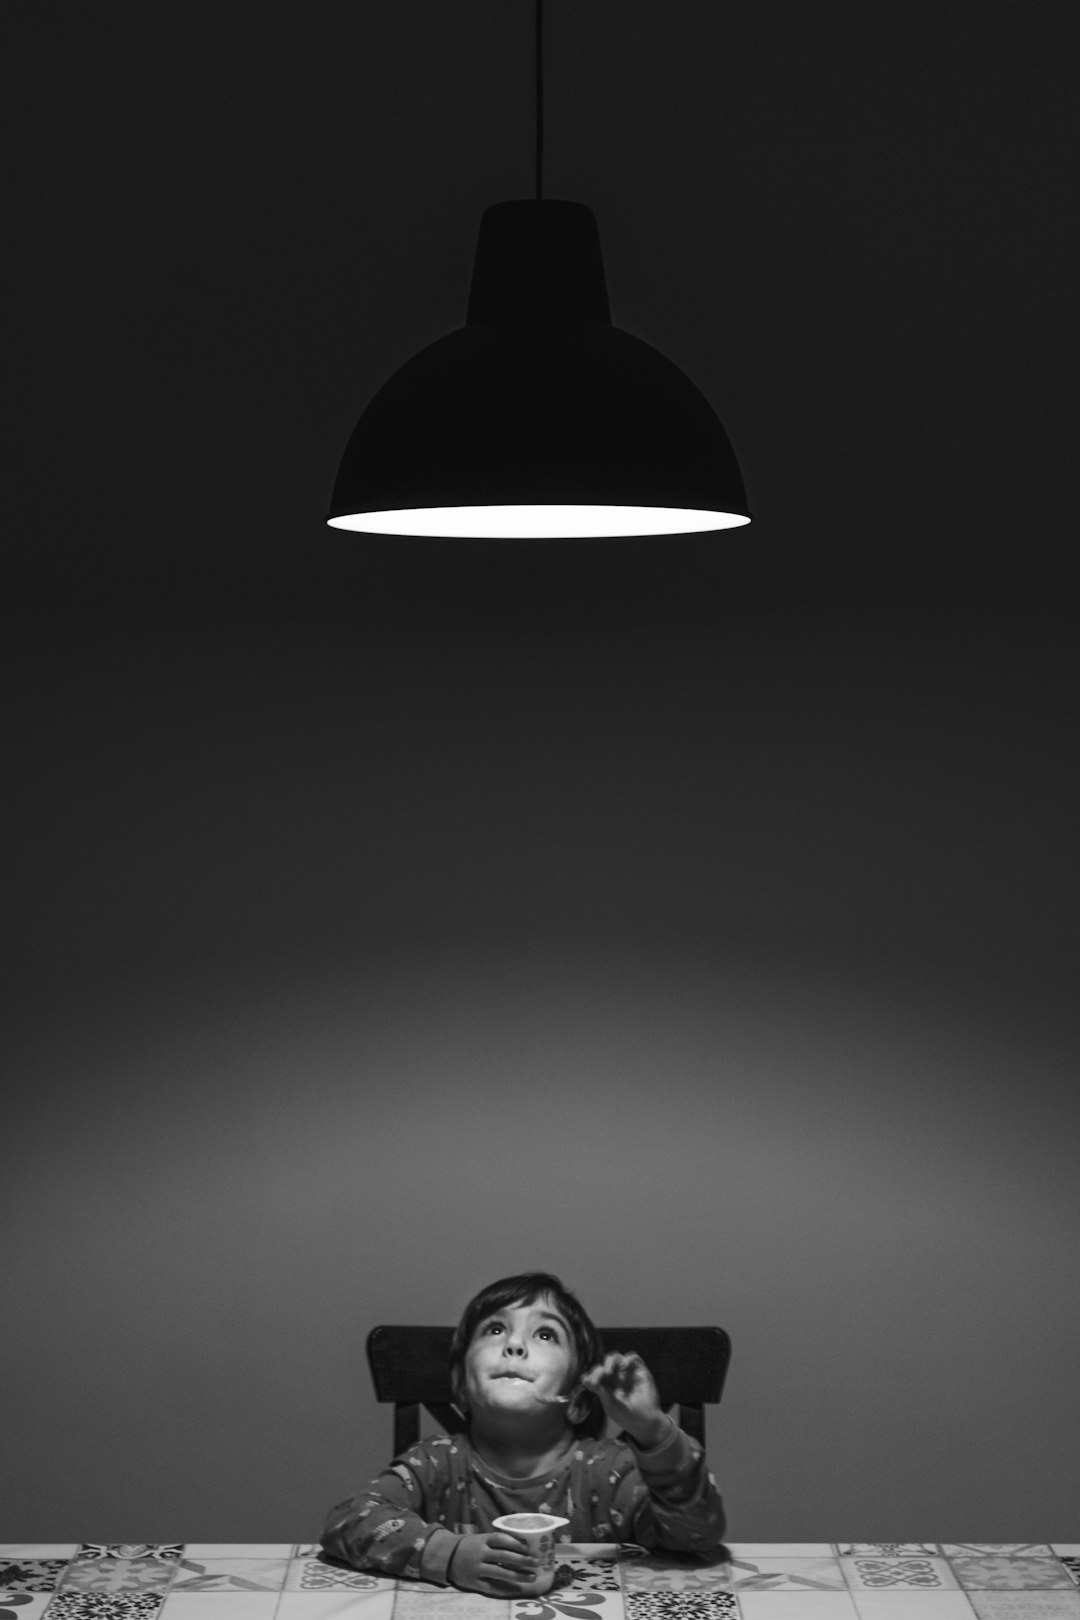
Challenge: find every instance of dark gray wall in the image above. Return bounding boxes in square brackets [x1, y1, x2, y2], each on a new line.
[5, 0, 1079, 1550]
[4, 585, 1078, 1541]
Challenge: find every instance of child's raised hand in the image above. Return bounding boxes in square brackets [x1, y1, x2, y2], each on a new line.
[448, 1532, 539, 1595]
[582, 1352, 668, 1445]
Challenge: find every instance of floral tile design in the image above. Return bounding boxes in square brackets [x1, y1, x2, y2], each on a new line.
[46, 1594, 165, 1620]
[624, 1592, 737, 1620]
[5, 1540, 1074, 1620]
[621, 1559, 731, 1594]
[843, 1561, 958, 1592]
[547, 1559, 622, 1595]
[729, 1559, 845, 1593]
[839, 1551, 942, 1560]
[72, 1556, 182, 1568]
[0, 1554, 78, 1564]
[1, 1564, 69, 1596]
[948, 1563, 1073, 1593]
[60, 1566, 174, 1598]
[0, 1596, 54, 1620]
[943, 1555, 1055, 1563]
[168, 1561, 288, 1594]
[738, 1594, 860, 1620]
[284, 1557, 393, 1592]
[967, 1594, 1080, 1620]
[516, 1591, 626, 1620]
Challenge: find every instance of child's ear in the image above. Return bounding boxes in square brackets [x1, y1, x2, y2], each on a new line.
[566, 1391, 589, 1427]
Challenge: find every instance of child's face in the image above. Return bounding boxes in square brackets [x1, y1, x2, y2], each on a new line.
[463, 1295, 577, 1418]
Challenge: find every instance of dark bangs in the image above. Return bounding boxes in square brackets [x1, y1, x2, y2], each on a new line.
[449, 1271, 605, 1438]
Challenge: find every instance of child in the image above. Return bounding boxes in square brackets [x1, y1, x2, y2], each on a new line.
[321, 1271, 727, 1594]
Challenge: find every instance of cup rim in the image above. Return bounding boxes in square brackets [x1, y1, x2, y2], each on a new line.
[491, 1513, 571, 1531]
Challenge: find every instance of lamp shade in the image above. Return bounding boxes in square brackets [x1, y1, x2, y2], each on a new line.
[327, 200, 751, 537]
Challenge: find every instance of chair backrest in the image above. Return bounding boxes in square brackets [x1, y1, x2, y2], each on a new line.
[367, 1324, 731, 1456]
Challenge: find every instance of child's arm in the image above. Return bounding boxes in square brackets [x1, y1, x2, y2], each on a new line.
[584, 1353, 728, 1559]
[321, 1444, 538, 1590]
[616, 1416, 728, 1557]
[321, 1448, 462, 1583]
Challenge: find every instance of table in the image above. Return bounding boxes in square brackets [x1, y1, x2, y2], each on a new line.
[3, 1545, 1079, 1620]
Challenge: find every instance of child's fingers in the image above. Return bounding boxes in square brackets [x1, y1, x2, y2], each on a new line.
[606, 1352, 640, 1387]
[491, 1537, 532, 1555]
[584, 1351, 650, 1398]
[585, 1355, 615, 1386]
[488, 1534, 537, 1571]
[485, 1560, 535, 1579]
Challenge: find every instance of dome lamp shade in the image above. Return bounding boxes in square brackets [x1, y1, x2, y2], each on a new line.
[326, 199, 752, 539]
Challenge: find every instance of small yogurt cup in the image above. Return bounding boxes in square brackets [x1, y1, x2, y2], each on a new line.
[491, 1513, 571, 1595]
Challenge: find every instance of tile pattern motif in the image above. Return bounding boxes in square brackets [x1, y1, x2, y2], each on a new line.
[966, 1596, 1080, 1620]
[549, 1561, 622, 1595]
[0, 1600, 53, 1620]
[623, 1565, 731, 1595]
[170, 1561, 290, 1593]
[73, 1556, 183, 1567]
[728, 1563, 844, 1594]
[46, 1596, 164, 1620]
[514, 1594, 614, 1620]
[843, 1561, 957, 1591]
[1, 1600, 53, 1620]
[3, 1545, 1080, 1620]
[286, 1563, 388, 1593]
[60, 1568, 173, 1597]
[943, 1553, 1055, 1561]
[0, 1567, 69, 1596]
[947, 1562, 1072, 1592]
[625, 1594, 738, 1620]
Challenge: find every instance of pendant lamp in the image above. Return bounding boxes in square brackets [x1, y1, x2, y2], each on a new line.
[327, 1, 751, 539]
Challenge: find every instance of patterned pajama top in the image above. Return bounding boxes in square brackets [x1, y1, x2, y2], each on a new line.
[321, 1417, 727, 1585]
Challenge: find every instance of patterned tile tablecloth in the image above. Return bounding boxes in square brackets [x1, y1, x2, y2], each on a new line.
[3, 1544, 1079, 1620]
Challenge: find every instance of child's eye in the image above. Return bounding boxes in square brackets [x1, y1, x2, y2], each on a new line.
[482, 1321, 504, 1335]
[537, 1327, 560, 1341]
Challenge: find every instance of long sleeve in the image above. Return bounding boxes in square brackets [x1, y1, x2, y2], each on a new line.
[321, 1448, 463, 1584]
[322, 1425, 727, 1578]
[612, 1418, 728, 1558]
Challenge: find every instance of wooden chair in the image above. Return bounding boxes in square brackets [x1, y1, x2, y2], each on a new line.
[367, 1324, 731, 1455]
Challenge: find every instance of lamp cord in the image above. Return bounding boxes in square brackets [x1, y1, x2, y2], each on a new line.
[535, 0, 544, 200]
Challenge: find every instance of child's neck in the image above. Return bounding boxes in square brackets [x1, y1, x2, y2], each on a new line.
[469, 1414, 577, 1480]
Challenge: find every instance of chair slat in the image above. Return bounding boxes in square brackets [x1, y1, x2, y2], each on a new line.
[368, 1324, 730, 1453]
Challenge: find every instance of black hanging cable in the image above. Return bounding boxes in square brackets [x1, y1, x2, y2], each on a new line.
[535, 0, 544, 200]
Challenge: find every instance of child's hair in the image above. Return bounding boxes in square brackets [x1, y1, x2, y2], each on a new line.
[449, 1271, 606, 1438]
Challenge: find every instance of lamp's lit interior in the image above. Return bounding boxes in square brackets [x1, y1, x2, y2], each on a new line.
[327, 505, 750, 538]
